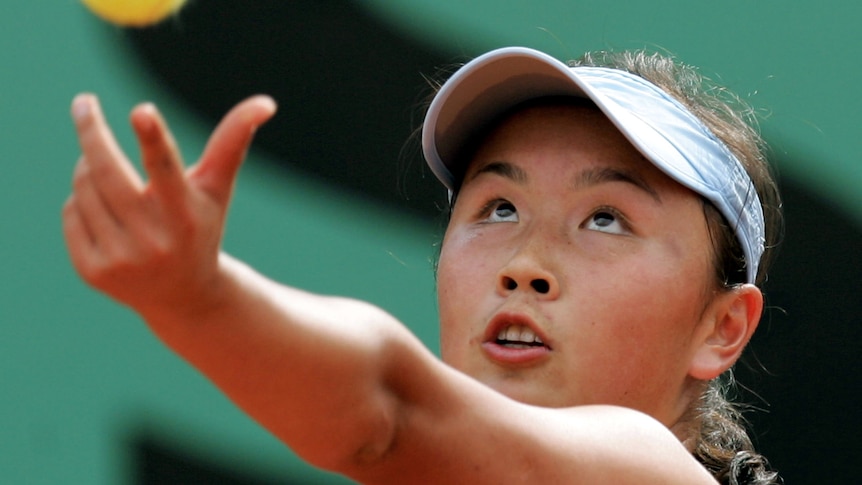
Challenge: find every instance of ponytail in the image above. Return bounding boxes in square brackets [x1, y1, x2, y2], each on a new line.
[693, 375, 782, 484]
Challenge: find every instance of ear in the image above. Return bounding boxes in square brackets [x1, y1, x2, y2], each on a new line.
[688, 284, 764, 380]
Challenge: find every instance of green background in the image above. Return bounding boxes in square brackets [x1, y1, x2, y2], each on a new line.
[2, 1, 859, 483]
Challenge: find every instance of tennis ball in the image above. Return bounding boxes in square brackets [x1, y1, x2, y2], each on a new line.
[81, 0, 187, 27]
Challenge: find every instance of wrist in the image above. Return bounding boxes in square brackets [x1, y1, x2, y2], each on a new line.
[136, 251, 239, 333]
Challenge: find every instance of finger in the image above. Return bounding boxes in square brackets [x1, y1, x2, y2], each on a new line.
[62, 195, 99, 278]
[70, 156, 125, 242]
[62, 191, 93, 250]
[131, 102, 187, 202]
[191, 95, 277, 204]
[71, 94, 144, 208]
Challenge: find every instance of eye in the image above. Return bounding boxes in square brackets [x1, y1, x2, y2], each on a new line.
[483, 200, 519, 223]
[583, 208, 628, 235]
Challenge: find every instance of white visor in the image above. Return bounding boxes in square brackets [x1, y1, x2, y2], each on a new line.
[422, 46, 765, 284]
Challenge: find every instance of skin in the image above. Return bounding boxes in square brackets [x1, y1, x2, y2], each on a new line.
[63, 94, 762, 484]
[439, 103, 721, 430]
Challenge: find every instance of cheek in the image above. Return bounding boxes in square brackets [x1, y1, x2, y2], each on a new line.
[570, 303, 693, 411]
[436, 229, 504, 364]
[436, 239, 477, 363]
[437, 231, 492, 305]
[436, 241, 463, 314]
[580, 256, 708, 361]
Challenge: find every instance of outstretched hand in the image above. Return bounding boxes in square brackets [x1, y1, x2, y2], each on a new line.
[62, 94, 277, 318]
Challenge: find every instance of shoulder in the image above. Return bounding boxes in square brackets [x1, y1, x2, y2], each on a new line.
[555, 405, 716, 482]
[353, 350, 717, 485]
[520, 404, 718, 484]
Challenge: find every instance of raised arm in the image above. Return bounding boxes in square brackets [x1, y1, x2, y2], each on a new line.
[61, 94, 414, 467]
[61, 95, 717, 484]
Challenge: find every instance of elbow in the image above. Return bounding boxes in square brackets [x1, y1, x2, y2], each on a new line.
[301, 381, 401, 478]
[307, 317, 408, 474]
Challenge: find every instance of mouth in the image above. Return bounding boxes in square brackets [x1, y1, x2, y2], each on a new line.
[482, 313, 551, 365]
[494, 324, 546, 349]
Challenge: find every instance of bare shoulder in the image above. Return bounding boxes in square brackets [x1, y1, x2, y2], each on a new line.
[552, 405, 718, 483]
[350, 354, 717, 485]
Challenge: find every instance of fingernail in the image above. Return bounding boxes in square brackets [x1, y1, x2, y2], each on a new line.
[72, 95, 91, 122]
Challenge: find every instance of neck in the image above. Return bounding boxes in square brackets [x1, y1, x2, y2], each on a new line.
[668, 378, 708, 452]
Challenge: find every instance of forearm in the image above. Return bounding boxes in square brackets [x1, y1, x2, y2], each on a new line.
[64, 94, 404, 472]
[140, 252, 405, 469]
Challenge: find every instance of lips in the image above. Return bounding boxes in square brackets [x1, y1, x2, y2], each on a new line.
[482, 312, 551, 365]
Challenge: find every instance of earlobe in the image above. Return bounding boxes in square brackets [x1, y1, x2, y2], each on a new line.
[689, 284, 764, 380]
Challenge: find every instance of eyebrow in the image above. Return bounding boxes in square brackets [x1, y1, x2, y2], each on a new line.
[574, 166, 662, 204]
[468, 161, 529, 184]
[467, 161, 662, 204]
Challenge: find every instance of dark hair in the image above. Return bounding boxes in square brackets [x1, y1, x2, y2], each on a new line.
[572, 50, 784, 484]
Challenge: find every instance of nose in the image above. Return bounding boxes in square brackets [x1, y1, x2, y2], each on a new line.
[500, 275, 553, 294]
[497, 244, 560, 299]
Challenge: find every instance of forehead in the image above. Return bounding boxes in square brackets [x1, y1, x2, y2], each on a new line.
[462, 101, 665, 184]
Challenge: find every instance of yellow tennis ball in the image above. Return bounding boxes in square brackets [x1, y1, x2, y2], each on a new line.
[81, 0, 188, 27]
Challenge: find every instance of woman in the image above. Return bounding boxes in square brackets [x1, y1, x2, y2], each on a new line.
[62, 46, 782, 484]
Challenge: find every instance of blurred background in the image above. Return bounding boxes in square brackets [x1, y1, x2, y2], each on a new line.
[2, 1, 860, 483]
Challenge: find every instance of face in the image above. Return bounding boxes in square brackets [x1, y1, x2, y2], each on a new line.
[436, 103, 719, 425]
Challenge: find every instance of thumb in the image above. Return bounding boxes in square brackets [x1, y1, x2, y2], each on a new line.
[191, 95, 277, 204]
